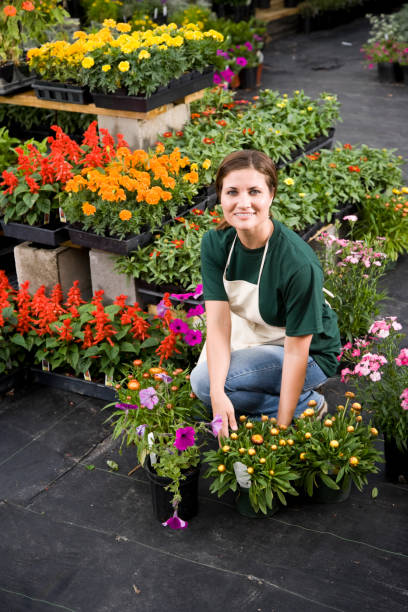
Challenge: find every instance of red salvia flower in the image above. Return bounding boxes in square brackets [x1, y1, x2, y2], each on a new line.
[55, 318, 74, 342]
[155, 331, 180, 365]
[50, 283, 66, 316]
[15, 281, 32, 334]
[81, 323, 94, 349]
[25, 175, 40, 193]
[0, 170, 18, 195]
[89, 302, 117, 346]
[81, 121, 99, 148]
[65, 280, 85, 308]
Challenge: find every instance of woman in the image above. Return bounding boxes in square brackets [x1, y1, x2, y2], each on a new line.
[190, 150, 341, 439]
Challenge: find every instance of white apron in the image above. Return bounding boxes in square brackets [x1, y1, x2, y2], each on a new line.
[198, 233, 285, 364]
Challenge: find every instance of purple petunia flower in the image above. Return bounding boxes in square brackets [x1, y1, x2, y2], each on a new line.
[213, 73, 223, 85]
[220, 68, 235, 83]
[162, 509, 188, 529]
[115, 402, 139, 410]
[174, 426, 195, 451]
[183, 329, 203, 346]
[211, 415, 223, 437]
[139, 387, 159, 410]
[236, 57, 248, 67]
[170, 291, 194, 300]
[253, 34, 263, 41]
[244, 42, 253, 51]
[156, 372, 173, 384]
[136, 424, 147, 436]
[186, 304, 205, 318]
[169, 318, 190, 334]
[193, 283, 203, 298]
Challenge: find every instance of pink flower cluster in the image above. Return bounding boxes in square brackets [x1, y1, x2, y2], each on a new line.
[400, 388, 408, 411]
[317, 233, 387, 273]
[341, 352, 387, 383]
[369, 317, 402, 339]
[395, 348, 408, 367]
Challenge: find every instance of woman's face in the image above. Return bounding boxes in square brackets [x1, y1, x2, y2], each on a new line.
[220, 167, 274, 233]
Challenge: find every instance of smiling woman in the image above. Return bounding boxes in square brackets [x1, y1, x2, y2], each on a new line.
[190, 149, 341, 439]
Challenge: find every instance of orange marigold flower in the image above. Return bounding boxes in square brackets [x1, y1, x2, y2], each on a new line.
[22, 1, 35, 10]
[216, 120, 227, 126]
[119, 209, 132, 221]
[155, 142, 165, 154]
[183, 170, 198, 184]
[3, 5, 17, 16]
[329, 163, 337, 168]
[82, 202, 96, 216]
[191, 113, 201, 119]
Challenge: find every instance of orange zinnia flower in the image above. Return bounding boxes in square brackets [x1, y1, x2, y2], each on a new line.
[3, 5, 17, 16]
[191, 113, 201, 119]
[119, 209, 132, 221]
[82, 202, 96, 216]
[343, 143, 353, 149]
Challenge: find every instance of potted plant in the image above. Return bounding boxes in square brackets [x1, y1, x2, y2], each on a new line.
[61, 20, 223, 112]
[0, 1, 67, 95]
[105, 361, 218, 528]
[62, 140, 201, 254]
[340, 317, 408, 483]
[203, 415, 300, 516]
[361, 39, 403, 83]
[292, 396, 383, 502]
[315, 218, 389, 342]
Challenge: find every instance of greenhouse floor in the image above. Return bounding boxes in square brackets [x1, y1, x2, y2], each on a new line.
[1, 17, 408, 612]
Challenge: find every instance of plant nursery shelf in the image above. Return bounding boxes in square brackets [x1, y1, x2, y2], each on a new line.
[0, 89, 207, 120]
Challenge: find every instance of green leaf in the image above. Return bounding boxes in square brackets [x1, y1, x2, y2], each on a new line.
[107, 460, 119, 471]
[85, 464, 95, 471]
[371, 487, 378, 499]
[319, 473, 340, 490]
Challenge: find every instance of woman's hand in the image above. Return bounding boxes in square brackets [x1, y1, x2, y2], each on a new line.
[211, 391, 238, 440]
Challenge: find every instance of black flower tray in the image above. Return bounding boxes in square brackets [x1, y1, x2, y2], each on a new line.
[91, 68, 215, 113]
[32, 80, 92, 105]
[66, 224, 153, 255]
[0, 219, 69, 247]
[0, 63, 36, 96]
[29, 368, 117, 402]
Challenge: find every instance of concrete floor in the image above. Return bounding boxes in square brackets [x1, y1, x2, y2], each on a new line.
[1, 16, 408, 612]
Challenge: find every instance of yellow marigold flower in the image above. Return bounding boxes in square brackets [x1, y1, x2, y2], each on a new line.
[298, 192, 306, 197]
[392, 188, 401, 194]
[138, 49, 151, 60]
[102, 64, 111, 72]
[294, 90, 300, 94]
[284, 178, 294, 186]
[119, 209, 132, 221]
[190, 163, 198, 171]
[82, 202, 96, 216]
[202, 159, 211, 170]
[82, 57, 95, 69]
[401, 186, 408, 194]
[116, 22, 131, 33]
[307, 105, 314, 111]
[103, 19, 117, 28]
[118, 61, 130, 72]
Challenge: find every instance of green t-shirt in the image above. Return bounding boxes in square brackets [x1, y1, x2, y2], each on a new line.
[200, 220, 341, 377]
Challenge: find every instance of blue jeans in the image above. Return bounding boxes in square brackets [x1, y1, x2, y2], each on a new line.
[190, 345, 327, 420]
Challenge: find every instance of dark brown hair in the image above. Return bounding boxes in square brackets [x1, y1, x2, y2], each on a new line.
[214, 150, 278, 230]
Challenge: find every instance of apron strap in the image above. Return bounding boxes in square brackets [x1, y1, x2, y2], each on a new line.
[224, 233, 270, 285]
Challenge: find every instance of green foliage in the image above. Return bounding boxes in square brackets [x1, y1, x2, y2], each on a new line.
[352, 188, 408, 261]
[298, 0, 366, 18]
[0, 127, 20, 174]
[114, 206, 222, 290]
[0, 104, 95, 134]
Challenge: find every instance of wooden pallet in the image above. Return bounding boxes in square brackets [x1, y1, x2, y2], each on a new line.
[256, 0, 299, 22]
[0, 88, 207, 120]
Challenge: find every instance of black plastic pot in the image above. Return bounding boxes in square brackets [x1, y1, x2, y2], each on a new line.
[284, 0, 299, 6]
[298, 201, 356, 243]
[92, 69, 214, 113]
[235, 487, 280, 518]
[32, 80, 92, 104]
[311, 476, 351, 503]
[384, 437, 408, 484]
[0, 219, 69, 247]
[0, 62, 36, 96]
[377, 62, 401, 83]
[29, 367, 117, 401]
[212, 1, 255, 22]
[136, 280, 204, 309]
[145, 457, 200, 522]
[401, 65, 408, 85]
[239, 67, 258, 90]
[66, 224, 153, 255]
